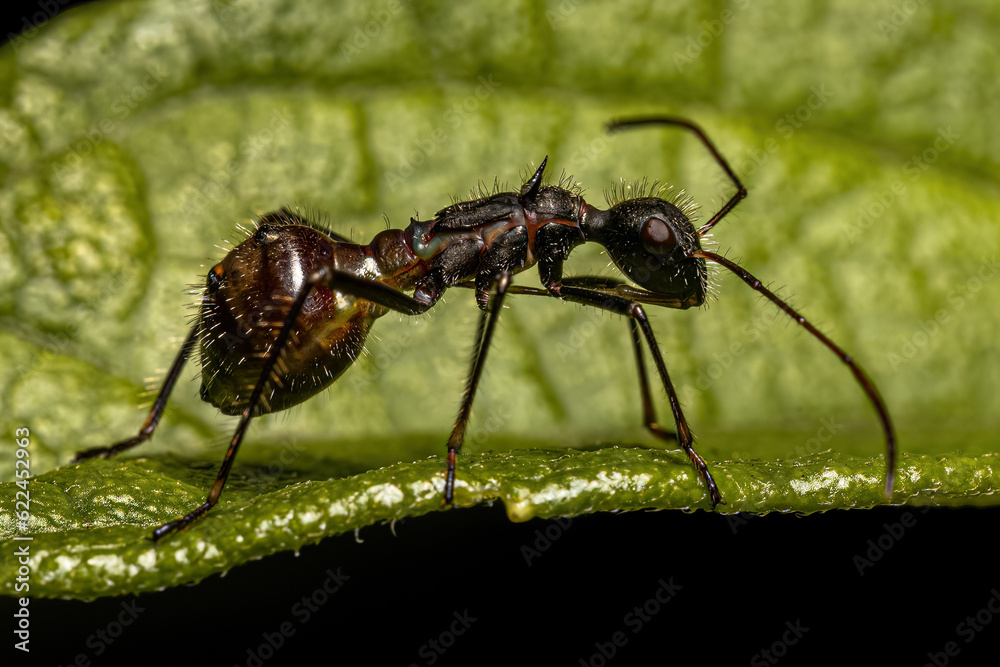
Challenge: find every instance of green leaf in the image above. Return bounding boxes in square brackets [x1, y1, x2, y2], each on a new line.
[1, 0, 998, 600]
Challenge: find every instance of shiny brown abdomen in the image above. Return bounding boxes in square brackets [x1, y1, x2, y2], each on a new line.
[198, 220, 387, 416]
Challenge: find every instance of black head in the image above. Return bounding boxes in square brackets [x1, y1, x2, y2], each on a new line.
[581, 196, 706, 308]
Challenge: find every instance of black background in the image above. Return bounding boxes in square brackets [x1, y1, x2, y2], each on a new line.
[5, 505, 1000, 665]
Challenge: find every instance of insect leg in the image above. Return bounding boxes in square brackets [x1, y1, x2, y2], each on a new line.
[458, 279, 721, 507]
[560, 284, 721, 506]
[556, 276, 678, 443]
[153, 268, 434, 542]
[607, 116, 747, 235]
[627, 318, 678, 443]
[73, 326, 200, 462]
[152, 283, 316, 541]
[442, 269, 513, 505]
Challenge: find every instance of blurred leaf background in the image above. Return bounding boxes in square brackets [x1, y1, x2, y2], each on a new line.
[0, 0, 998, 597]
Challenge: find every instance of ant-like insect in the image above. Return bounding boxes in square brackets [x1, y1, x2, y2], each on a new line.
[74, 117, 896, 542]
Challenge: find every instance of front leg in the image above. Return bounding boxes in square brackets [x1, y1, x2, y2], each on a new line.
[444, 224, 529, 503]
[442, 269, 513, 504]
[456, 277, 723, 508]
[553, 283, 722, 507]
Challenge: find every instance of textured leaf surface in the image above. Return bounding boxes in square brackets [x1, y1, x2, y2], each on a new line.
[0, 0, 998, 599]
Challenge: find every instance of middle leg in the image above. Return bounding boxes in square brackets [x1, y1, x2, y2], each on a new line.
[443, 270, 513, 504]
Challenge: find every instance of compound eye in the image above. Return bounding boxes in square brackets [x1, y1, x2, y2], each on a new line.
[641, 217, 677, 255]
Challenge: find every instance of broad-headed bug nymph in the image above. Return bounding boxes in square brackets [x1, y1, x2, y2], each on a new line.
[74, 117, 896, 542]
